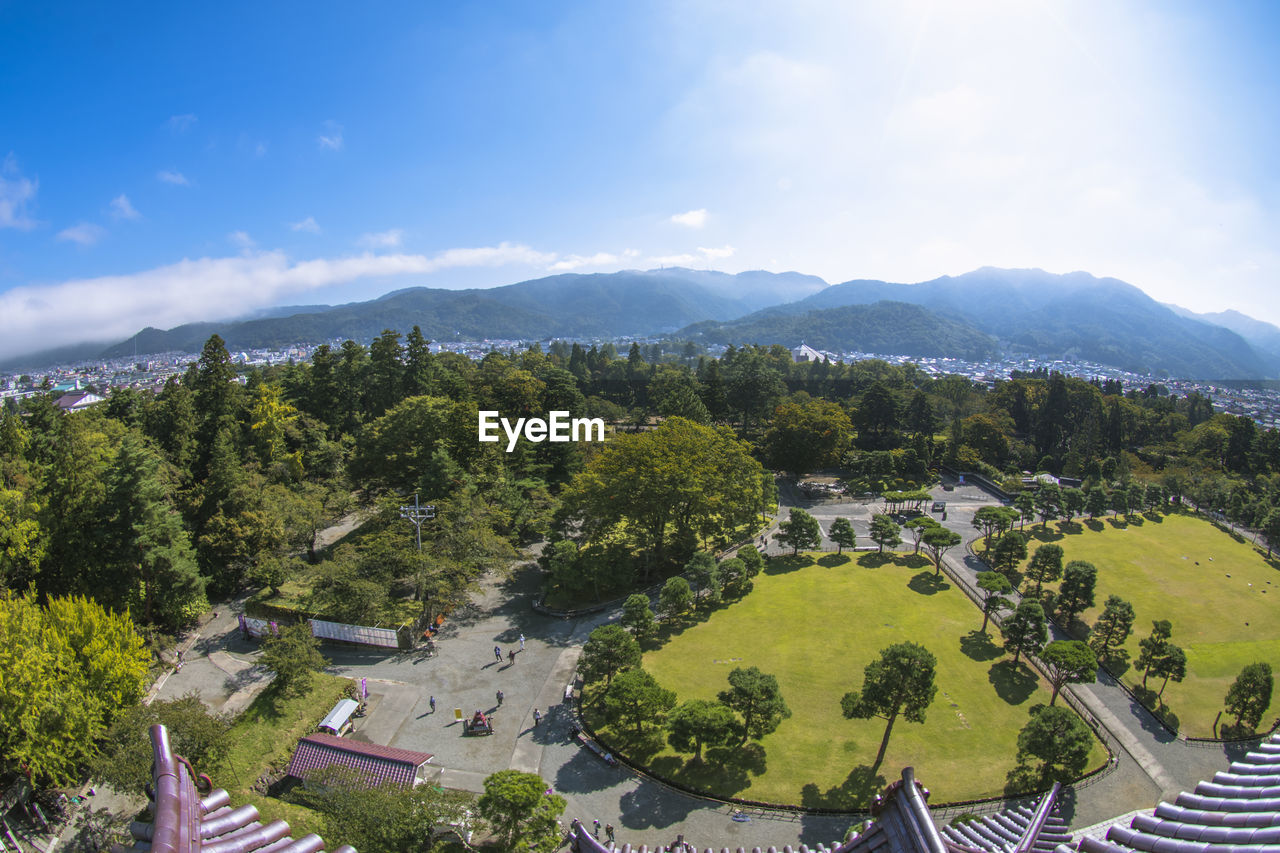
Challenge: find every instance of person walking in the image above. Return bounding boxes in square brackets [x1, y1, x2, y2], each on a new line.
[533, 709, 542, 726]
[592, 819, 600, 837]
[429, 695, 436, 713]
[519, 633, 526, 650]
[496, 689, 504, 705]
[508, 649, 516, 664]
[606, 824, 615, 843]
[494, 646, 502, 662]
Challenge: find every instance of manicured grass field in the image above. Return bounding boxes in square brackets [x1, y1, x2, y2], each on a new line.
[1021, 510, 1280, 736]
[591, 552, 1104, 808]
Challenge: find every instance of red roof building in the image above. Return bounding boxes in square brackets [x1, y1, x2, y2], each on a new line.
[286, 734, 435, 788]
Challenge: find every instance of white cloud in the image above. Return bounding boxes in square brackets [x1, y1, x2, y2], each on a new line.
[228, 230, 255, 249]
[669, 208, 708, 228]
[57, 223, 107, 246]
[0, 243, 561, 360]
[0, 154, 38, 230]
[548, 252, 620, 272]
[698, 245, 735, 261]
[358, 228, 404, 248]
[290, 216, 321, 234]
[318, 121, 344, 151]
[157, 169, 190, 186]
[109, 194, 140, 221]
[167, 114, 198, 133]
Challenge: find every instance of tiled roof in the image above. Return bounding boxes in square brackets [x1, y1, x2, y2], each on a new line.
[1060, 732, 1280, 853]
[115, 724, 355, 853]
[286, 734, 433, 789]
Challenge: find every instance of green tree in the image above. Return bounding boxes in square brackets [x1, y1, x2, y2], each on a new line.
[659, 576, 693, 621]
[478, 769, 566, 853]
[1002, 600, 1047, 666]
[293, 765, 472, 853]
[1016, 704, 1093, 782]
[604, 668, 676, 736]
[1110, 488, 1130, 519]
[621, 594, 657, 644]
[1089, 596, 1135, 661]
[561, 418, 763, 579]
[1224, 662, 1274, 730]
[0, 592, 149, 784]
[1055, 560, 1097, 624]
[922, 527, 961, 575]
[869, 514, 901, 553]
[989, 530, 1028, 577]
[903, 516, 940, 555]
[829, 517, 856, 554]
[579, 624, 641, 687]
[841, 642, 937, 770]
[1061, 487, 1085, 521]
[0, 486, 43, 590]
[1151, 645, 1187, 699]
[100, 433, 207, 632]
[92, 694, 231, 793]
[1085, 486, 1108, 519]
[685, 551, 719, 604]
[852, 381, 900, 450]
[1024, 543, 1064, 596]
[763, 398, 852, 477]
[718, 666, 791, 743]
[1034, 483, 1062, 529]
[1136, 620, 1173, 688]
[667, 699, 741, 761]
[1014, 492, 1036, 528]
[1040, 640, 1097, 704]
[1262, 510, 1280, 559]
[774, 507, 822, 554]
[977, 571, 1013, 633]
[738, 544, 765, 578]
[973, 505, 1010, 548]
[260, 623, 329, 698]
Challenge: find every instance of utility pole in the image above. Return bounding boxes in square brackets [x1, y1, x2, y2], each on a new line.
[398, 492, 436, 551]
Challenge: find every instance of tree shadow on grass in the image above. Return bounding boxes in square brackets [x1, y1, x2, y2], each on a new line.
[1084, 519, 1105, 532]
[856, 552, 893, 569]
[1029, 527, 1064, 543]
[989, 660, 1038, 706]
[1058, 520, 1084, 535]
[1106, 517, 1129, 529]
[908, 571, 950, 596]
[801, 765, 886, 810]
[765, 555, 815, 575]
[1142, 511, 1165, 524]
[900, 554, 932, 570]
[960, 630, 1003, 662]
[649, 742, 766, 798]
[818, 553, 853, 568]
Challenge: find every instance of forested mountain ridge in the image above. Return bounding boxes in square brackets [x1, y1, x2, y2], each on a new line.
[789, 268, 1270, 379]
[94, 269, 825, 360]
[676, 301, 999, 361]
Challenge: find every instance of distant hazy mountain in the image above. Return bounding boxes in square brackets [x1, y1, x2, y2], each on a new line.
[98, 269, 825, 360]
[787, 268, 1270, 379]
[1166, 304, 1280, 371]
[677, 301, 998, 361]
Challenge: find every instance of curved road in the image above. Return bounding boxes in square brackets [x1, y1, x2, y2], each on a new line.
[149, 485, 1250, 850]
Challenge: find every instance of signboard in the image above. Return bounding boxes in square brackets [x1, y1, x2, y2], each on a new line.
[309, 619, 400, 648]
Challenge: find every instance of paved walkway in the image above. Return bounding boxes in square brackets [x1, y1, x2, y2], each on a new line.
[68, 486, 1253, 852]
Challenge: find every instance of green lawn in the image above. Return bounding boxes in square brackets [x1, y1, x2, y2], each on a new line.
[588, 552, 1104, 808]
[1019, 510, 1280, 736]
[210, 673, 352, 839]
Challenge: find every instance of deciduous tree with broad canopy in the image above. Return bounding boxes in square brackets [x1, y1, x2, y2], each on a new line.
[560, 417, 763, 580]
[260, 622, 330, 698]
[841, 642, 937, 770]
[478, 769, 566, 853]
[763, 397, 852, 478]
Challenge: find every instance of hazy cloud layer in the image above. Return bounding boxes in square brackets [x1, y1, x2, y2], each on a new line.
[110, 194, 140, 220]
[0, 243, 559, 360]
[157, 169, 190, 186]
[56, 223, 107, 246]
[0, 154, 38, 230]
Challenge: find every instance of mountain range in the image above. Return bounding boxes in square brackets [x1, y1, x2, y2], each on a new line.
[6, 266, 1280, 381]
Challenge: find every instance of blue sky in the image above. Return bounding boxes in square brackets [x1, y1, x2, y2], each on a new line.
[3, 1, 1280, 358]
